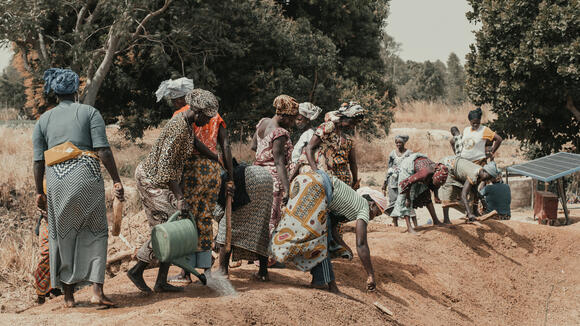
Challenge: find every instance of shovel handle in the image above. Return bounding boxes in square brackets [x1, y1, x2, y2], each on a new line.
[225, 184, 233, 252]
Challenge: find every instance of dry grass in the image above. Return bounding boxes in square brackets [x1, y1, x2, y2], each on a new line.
[392, 99, 495, 130]
[0, 108, 20, 120]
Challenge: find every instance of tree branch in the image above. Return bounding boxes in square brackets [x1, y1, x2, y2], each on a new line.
[37, 32, 48, 62]
[85, 0, 102, 27]
[566, 95, 580, 121]
[131, 0, 172, 40]
[75, 4, 88, 33]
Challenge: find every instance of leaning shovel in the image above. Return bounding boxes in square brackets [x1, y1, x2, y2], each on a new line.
[225, 181, 234, 252]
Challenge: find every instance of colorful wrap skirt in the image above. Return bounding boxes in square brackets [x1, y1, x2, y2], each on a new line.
[270, 172, 329, 272]
[183, 156, 222, 252]
[34, 218, 51, 296]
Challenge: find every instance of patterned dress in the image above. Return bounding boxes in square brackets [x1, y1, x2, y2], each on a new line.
[385, 149, 413, 215]
[136, 114, 196, 264]
[391, 153, 437, 218]
[254, 118, 294, 234]
[270, 172, 369, 271]
[183, 115, 226, 255]
[299, 121, 354, 185]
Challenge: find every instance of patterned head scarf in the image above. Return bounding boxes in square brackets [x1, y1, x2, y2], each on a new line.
[274, 95, 299, 116]
[155, 77, 194, 102]
[43, 68, 79, 95]
[338, 101, 365, 118]
[298, 102, 322, 120]
[395, 134, 410, 144]
[357, 187, 388, 213]
[185, 89, 219, 117]
[432, 164, 449, 188]
[468, 107, 483, 120]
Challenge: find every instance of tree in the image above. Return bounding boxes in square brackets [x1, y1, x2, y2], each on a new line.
[0, 65, 26, 111]
[446, 52, 466, 104]
[283, 0, 396, 137]
[0, 0, 174, 109]
[0, 0, 394, 138]
[466, 0, 580, 154]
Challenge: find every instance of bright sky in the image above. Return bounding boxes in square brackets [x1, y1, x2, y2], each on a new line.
[386, 0, 477, 63]
[0, 45, 12, 72]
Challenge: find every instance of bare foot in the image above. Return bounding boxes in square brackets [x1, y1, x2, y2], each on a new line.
[408, 227, 417, 234]
[154, 282, 184, 293]
[168, 273, 192, 284]
[90, 295, 116, 307]
[252, 272, 269, 282]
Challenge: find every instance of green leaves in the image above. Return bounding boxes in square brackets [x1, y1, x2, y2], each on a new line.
[466, 0, 580, 154]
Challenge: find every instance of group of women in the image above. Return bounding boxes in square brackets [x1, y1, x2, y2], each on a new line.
[380, 107, 503, 234]
[33, 71, 387, 307]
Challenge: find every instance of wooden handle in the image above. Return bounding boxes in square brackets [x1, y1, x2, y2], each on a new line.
[225, 183, 233, 252]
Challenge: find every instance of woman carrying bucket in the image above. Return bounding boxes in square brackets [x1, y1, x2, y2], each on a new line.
[127, 90, 220, 293]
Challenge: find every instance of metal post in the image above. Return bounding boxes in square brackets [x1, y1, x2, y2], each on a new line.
[556, 178, 570, 225]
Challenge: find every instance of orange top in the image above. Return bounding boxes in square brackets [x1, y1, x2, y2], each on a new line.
[173, 105, 226, 154]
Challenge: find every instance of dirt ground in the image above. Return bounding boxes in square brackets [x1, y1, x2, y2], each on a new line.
[2, 213, 580, 326]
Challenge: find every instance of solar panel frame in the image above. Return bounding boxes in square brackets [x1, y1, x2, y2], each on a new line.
[507, 152, 580, 182]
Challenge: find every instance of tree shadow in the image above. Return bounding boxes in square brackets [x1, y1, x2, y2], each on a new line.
[416, 220, 534, 266]
[331, 257, 473, 323]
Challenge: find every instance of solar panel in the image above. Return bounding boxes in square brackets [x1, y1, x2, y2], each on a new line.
[507, 152, 580, 182]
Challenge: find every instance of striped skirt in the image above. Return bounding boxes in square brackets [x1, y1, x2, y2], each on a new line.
[46, 155, 108, 288]
[216, 166, 273, 261]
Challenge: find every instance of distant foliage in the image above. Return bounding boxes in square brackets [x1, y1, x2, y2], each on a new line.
[466, 0, 580, 154]
[0, 66, 26, 112]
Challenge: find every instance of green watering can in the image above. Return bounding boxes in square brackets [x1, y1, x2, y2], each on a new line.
[151, 211, 207, 285]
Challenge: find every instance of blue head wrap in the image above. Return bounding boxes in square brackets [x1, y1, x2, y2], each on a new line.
[43, 68, 80, 95]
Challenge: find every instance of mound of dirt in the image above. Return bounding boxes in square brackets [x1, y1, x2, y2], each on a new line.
[3, 219, 580, 325]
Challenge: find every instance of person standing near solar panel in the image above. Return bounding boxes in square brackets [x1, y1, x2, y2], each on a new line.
[459, 107, 503, 166]
[436, 157, 501, 222]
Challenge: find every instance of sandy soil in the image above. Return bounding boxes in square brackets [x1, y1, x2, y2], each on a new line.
[3, 217, 580, 326]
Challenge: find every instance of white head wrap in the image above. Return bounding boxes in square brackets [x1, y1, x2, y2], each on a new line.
[298, 102, 322, 120]
[155, 77, 194, 102]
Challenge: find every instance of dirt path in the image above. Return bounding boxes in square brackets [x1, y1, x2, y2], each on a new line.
[4, 220, 580, 326]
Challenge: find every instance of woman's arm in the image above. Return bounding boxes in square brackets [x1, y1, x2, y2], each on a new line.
[97, 147, 124, 200]
[33, 161, 46, 209]
[355, 219, 376, 291]
[251, 131, 258, 152]
[218, 125, 234, 181]
[489, 133, 503, 158]
[349, 145, 359, 189]
[306, 135, 322, 171]
[273, 136, 291, 199]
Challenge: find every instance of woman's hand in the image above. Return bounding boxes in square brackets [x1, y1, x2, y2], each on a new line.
[113, 182, 125, 201]
[226, 181, 235, 197]
[367, 275, 376, 292]
[36, 193, 47, 210]
[176, 198, 190, 216]
[405, 197, 411, 208]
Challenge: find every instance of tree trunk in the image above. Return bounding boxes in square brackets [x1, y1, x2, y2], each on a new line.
[82, 32, 120, 106]
[566, 95, 580, 121]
